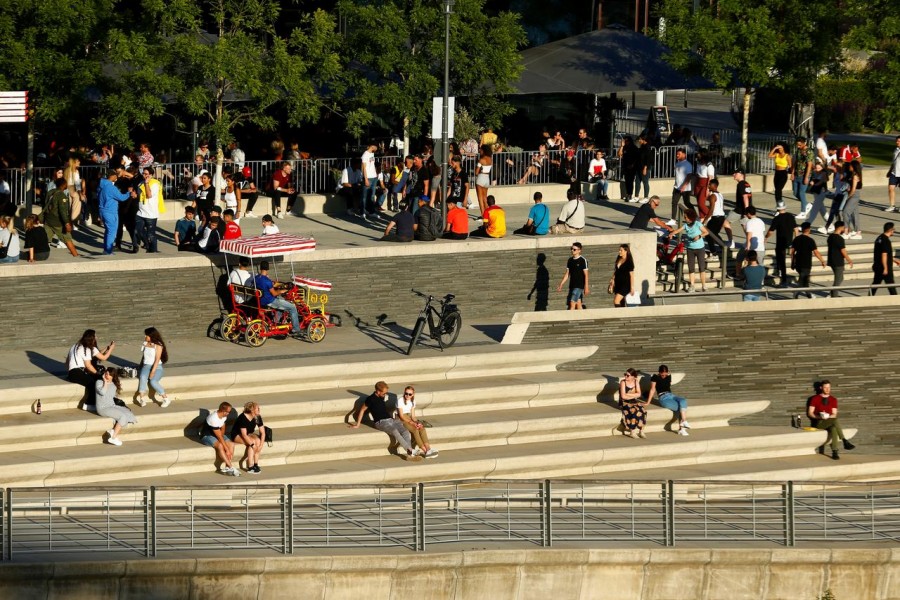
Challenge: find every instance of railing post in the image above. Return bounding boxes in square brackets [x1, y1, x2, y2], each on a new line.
[784, 482, 795, 547]
[416, 483, 425, 552]
[149, 486, 157, 557]
[2, 488, 7, 561]
[286, 485, 294, 554]
[665, 481, 675, 547]
[542, 480, 552, 547]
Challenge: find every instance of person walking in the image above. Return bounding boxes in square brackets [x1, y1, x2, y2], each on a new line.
[556, 241, 590, 309]
[792, 138, 815, 218]
[134, 327, 173, 408]
[671, 148, 694, 219]
[872, 222, 900, 295]
[789, 222, 826, 298]
[768, 142, 791, 207]
[886, 135, 900, 212]
[766, 202, 798, 287]
[827, 221, 853, 297]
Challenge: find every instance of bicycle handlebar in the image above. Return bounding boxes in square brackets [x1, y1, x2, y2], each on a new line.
[411, 289, 455, 303]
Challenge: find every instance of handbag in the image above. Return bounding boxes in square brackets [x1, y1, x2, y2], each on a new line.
[263, 425, 273, 446]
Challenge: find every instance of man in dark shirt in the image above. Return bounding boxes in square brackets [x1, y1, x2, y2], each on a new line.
[732, 170, 753, 217]
[827, 221, 853, 297]
[555, 241, 589, 309]
[445, 155, 469, 207]
[413, 196, 439, 241]
[404, 154, 429, 209]
[766, 202, 798, 286]
[629, 196, 672, 231]
[381, 200, 414, 242]
[873, 222, 900, 295]
[790, 222, 826, 298]
[350, 381, 423, 460]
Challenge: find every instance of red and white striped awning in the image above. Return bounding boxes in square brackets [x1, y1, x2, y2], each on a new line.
[219, 233, 316, 258]
[292, 276, 333, 291]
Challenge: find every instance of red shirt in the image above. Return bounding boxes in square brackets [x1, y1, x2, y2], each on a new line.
[271, 169, 292, 191]
[446, 207, 469, 234]
[839, 146, 860, 163]
[223, 221, 242, 240]
[808, 394, 837, 418]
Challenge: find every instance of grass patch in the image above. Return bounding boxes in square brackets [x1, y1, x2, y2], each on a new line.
[829, 138, 895, 166]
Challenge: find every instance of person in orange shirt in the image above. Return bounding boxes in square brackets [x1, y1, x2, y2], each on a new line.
[471, 195, 506, 238]
[222, 209, 242, 240]
[441, 199, 470, 240]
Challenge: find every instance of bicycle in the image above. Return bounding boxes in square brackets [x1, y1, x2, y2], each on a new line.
[406, 289, 462, 355]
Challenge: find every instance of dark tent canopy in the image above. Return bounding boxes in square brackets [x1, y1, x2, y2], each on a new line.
[513, 26, 712, 95]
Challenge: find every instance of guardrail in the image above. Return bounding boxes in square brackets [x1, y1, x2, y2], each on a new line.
[3, 479, 898, 559]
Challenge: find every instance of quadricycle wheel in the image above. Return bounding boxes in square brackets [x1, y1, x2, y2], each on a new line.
[245, 320, 268, 347]
[220, 315, 244, 343]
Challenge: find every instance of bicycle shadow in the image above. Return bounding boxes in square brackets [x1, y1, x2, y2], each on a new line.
[343, 310, 409, 354]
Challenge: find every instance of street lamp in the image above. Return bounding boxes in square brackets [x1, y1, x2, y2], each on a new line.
[441, 0, 455, 226]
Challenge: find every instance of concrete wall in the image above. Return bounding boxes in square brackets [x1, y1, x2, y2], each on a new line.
[0, 232, 657, 350]
[2, 548, 897, 600]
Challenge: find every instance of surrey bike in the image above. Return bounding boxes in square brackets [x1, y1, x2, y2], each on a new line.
[406, 289, 462, 355]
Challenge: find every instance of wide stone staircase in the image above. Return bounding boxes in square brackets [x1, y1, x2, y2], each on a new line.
[5, 342, 898, 489]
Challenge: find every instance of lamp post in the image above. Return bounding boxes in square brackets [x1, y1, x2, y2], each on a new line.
[441, 0, 454, 226]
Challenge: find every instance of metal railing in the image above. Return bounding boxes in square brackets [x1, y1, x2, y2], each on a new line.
[654, 281, 900, 304]
[4, 479, 899, 559]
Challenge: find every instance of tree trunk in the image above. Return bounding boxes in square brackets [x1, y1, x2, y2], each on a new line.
[741, 87, 752, 171]
[403, 115, 410, 158]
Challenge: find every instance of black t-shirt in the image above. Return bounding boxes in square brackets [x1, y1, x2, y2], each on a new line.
[566, 255, 588, 289]
[735, 181, 753, 215]
[629, 203, 657, 230]
[365, 393, 390, 422]
[392, 210, 415, 239]
[230, 412, 258, 439]
[768, 213, 797, 248]
[651, 374, 672, 395]
[791, 234, 818, 270]
[827, 233, 846, 268]
[408, 166, 428, 198]
[638, 144, 652, 169]
[447, 170, 468, 202]
[621, 145, 638, 171]
[196, 185, 214, 218]
[25, 227, 50, 253]
[874, 234, 894, 271]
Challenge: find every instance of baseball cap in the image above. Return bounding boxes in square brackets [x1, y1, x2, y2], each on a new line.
[733, 169, 745, 176]
[199, 169, 209, 177]
[418, 194, 429, 202]
[241, 166, 251, 178]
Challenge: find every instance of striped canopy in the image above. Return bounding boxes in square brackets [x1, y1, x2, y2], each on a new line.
[219, 233, 316, 258]
[292, 276, 333, 291]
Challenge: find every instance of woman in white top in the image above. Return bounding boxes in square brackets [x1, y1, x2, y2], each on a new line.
[587, 150, 609, 200]
[474, 145, 493, 213]
[66, 329, 115, 408]
[222, 173, 239, 215]
[135, 327, 172, 408]
[695, 150, 716, 220]
[0, 216, 20, 263]
[96, 367, 137, 446]
[396, 386, 438, 458]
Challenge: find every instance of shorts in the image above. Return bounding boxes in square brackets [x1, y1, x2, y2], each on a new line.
[706, 215, 725, 235]
[201, 434, 231, 447]
[43, 223, 73, 243]
[569, 288, 584, 302]
[890, 174, 900, 187]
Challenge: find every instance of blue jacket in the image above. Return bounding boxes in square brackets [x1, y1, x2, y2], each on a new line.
[98, 178, 131, 213]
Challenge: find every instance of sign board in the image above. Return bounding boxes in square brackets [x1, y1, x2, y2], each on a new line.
[652, 105, 670, 135]
[431, 97, 455, 140]
[0, 91, 29, 123]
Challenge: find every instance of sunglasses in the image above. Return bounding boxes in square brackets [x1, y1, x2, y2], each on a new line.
[403, 392, 414, 397]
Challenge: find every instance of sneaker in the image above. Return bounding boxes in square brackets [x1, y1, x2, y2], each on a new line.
[728, 241, 736, 249]
[685, 285, 695, 293]
[276, 211, 284, 219]
[425, 448, 439, 458]
[245, 465, 259, 474]
[680, 420, 692, 429]
[251, 465, 262, 473]
[637, 430, 646, 439]
[134, 395, 148, 407]
[106, 428, 116, 439]
[677, 428, 690, 436]
[411, 448, 424, 457]
[158, 396, 171, 408]
[623, 429, 634, 438]
[626, 197, 640, 203]
[244, 211, 256, 218]
[219, 465, 231, 474]
[797, 212, 807, 220]
[843, 439, 856, 451]
[817, 226, 828, 235]
[639, 197, 650, 204]
[826, 224, 835, 233]
[405, 450, 423, 462]
[841, 233, 851, 240]
[849, 232, 862, 240]
[466, 201, 476, 209]
[107, 436, 122, 446]
[700, 286, 707, 292]
[228, 467, 241, 477]
[885, 206, 896, 213]
[55, 240, 67, 249]
[831, 450, 840, 460]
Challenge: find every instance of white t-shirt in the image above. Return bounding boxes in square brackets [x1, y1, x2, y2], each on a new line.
[556, 199, 585, 229]
[815, 137, 829, 164]
[206, 411, 227, 429]
[0, 229, 20, 256]
[262, 224, 280, 235]
[0, 180, 10, 195]
[362, 150, 377, 179]
[674, 160, 693, 191]
[397, 397, 415, 416]
[337, 167, 364, 192]
[745, 217, 766, 251]
[67, 344, 98, 371]
[697, 162, 715, 179]
[137, 179, 162, 219]
[709, 192, 725, 217]
[229, 268, 252, 303]
[230, 148, 245, 168]
[588, 158, 606, 177]
[197, 226, 213, 249]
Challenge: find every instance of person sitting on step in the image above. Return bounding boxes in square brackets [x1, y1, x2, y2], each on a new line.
[350, 381, 423, 461]
[807, 379, 855, 460]
[646, 364, 691, 435]
[619, 368, 648, 438]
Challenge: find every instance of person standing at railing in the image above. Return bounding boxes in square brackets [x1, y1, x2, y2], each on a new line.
[226, 141, 245, 169]
[872, 222, 900, 296]
[768, 143, 791, 207]
[361, 142, 379, 214]
[791, 138, 815, 219]
[618, 137, 638, 202]
[473, 146, 492, 214]
[671, 148, 694, 219]
[63, 157, 85, 230]
[269, 161, 297, 219]
[634, 135, 652, 203]
[694, 150, 715, 219]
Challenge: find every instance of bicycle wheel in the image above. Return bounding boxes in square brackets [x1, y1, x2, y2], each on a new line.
[437, 311, 461, 349]
[220, 315, 242, 343]
[406, 317, 427, 355]
[245, 321, 268, 347]
[306, 317, 327, 343]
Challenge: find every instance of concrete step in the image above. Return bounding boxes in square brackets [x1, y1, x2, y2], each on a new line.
[1, 344, 599, 414]
[0, 396, 771, 486]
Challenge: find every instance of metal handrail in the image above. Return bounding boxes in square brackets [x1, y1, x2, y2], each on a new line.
[655, 281, 900, 305]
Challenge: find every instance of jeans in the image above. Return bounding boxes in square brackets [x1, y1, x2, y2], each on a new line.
[792, 178, 809, 213]
[793, 268, 812, 298]
[633, 172, 650, 199]
[658, 392, 688, 413]
[374, 418, 412, 452]
[831, 266, 844, 297]
[268, 296, 301, 332]
[807, 191, 828, 226]
[843, 193, 861, 233]
[0, 254, 19, 263]
[138, 363, 165, 395]
[134, 215, 158, 252]
[743, 294, 762, 302]
[363, 177, 378, 212]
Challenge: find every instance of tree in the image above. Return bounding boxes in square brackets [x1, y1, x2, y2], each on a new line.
[658, 0, 836, 166]
[336, 0, 526, 147]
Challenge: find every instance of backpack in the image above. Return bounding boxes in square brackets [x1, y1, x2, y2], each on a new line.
[427, 206, 443, 239]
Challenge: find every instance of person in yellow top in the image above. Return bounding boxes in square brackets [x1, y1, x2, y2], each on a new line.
[471, 195, 506, 238]
[136, 166, 166, 253]
[480, 127, 498, 150]
[768, 142, 792, 207]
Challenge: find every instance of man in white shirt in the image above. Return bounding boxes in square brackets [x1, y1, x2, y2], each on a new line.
[815, 129, 829, 165]
[550, 189, 586, 234]
[228, 141, 245, 169]
[672, 148, 694, 219]
[135, 166, 163, 253]
[228, 257, 253, 304]
[361, 142, 378, 214]
[201, 402, 240, 477]
[886, 135, 900, 212]
[738, 206, 766, 278]
[337, 158, 366, 219]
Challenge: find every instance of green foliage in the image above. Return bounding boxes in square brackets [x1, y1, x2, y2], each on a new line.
[866, 43, 900, 132]
[336, 0, 526, 138]
[453, 107, 482, 143]
[814, 78, 873, 132]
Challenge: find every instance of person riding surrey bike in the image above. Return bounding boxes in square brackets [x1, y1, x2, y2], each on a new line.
[253, 260, 302, 339]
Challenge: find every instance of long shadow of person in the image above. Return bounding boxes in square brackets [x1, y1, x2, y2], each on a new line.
[527, 253, 550, 311]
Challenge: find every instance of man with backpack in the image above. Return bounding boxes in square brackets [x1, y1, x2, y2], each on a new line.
[414, 195, 441, 241]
